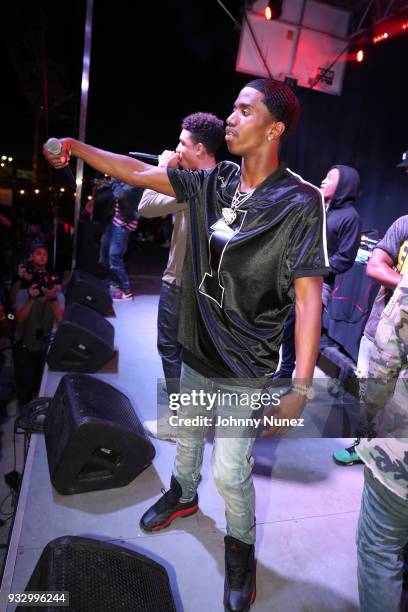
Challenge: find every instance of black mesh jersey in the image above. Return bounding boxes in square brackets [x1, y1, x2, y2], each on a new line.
[168, 161, 329, 387]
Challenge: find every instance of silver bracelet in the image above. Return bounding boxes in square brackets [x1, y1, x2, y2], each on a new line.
[292, 383, 315, 401]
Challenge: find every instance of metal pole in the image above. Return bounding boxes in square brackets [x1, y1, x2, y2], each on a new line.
[52, 197, 58, 268]
[72, 0, 94, 271]
[287, 0, 307, 76]
[244, 12, 273, 78]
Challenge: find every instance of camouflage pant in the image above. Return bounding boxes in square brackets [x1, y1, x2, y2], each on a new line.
[357, 467, 408, 612]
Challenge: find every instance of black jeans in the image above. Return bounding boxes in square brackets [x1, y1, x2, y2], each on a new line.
[12, 343, 46, 409]
[157, 281, 182, 396]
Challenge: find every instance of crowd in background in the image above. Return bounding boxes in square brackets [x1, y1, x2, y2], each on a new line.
[0, 186, 172, 417]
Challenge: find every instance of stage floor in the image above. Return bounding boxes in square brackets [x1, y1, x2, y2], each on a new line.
[0, 281, 364, 611]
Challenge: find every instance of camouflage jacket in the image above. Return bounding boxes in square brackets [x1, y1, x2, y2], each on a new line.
[357, 270, 408, 500]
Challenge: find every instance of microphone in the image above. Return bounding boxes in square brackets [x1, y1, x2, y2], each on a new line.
[128, 151, 159, 162]
[45, 138, 76, 191]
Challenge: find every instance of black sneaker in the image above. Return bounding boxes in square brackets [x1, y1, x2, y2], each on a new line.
[140, 476, 198, 532]
[224, 536, 256, 612]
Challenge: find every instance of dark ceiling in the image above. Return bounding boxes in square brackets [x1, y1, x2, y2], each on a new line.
[1, 0, 407, 172]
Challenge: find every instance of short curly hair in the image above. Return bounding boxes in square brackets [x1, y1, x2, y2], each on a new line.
[246, 78, 300, 136]
[181, 112, 225, 155]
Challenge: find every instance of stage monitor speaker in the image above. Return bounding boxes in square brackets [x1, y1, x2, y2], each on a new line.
[46, 303, 114, 373]
[18, 536, 176, 612]
[65, 269, 112, 315]
[45, 374, 155, 494]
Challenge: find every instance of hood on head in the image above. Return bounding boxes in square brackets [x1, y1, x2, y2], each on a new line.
[329, 164, 360, 209]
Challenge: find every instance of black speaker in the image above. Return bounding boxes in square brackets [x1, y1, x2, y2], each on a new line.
[65, 269, 112, 315]
[45, 374, 155, 494]
[46, 303, 114, 372]
[18, 536, 176, 612]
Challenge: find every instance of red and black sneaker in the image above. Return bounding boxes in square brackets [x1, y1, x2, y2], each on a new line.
[140, 476, 199, 532]
[224, 535, 256, 612]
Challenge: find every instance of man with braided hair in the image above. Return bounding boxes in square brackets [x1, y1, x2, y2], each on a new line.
[44, 78, 328, 611]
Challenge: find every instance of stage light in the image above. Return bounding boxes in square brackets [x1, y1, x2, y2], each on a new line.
[264, 1, 282, 20]
[1, 155, 7, 161]
[356, 50, 364, 62]
[87, 195, 93, 200]
[19, 189, 25, 195]
[373, 32, 389, 43]
[60, 187, 65, 193]
[34, 188, 40, 194]
[0, 163, 4, 168]
[371, 15, 408, 45]
[8, 157, 13, 162]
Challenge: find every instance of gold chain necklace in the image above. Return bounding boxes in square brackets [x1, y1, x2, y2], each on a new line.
[222, 183, 255, 225]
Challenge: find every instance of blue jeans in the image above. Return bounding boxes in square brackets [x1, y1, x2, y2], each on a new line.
[357, 467, 408, 612]
[157, 281, 182, 396]
[99, 222, 131, 290]
[173, 363, 263, 545]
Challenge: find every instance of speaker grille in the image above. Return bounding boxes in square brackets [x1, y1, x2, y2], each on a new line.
[45, 385, 76, 471]
[46, 303, 114, 372]
[64, 374, 147, 438]
[65, 269, 112, 314]
[64, 303, 114, 345]
[21, 537, 176, 612]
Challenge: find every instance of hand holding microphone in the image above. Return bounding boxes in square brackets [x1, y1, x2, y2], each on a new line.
[43, 138, 76, 190]
[43, 138, 71, 167]
[158, 150, 181, 168]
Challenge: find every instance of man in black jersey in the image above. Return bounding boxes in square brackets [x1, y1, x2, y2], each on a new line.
[44, 78, 328, 612]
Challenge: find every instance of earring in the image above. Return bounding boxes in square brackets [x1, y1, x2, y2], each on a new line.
[267, 135, 272, 141]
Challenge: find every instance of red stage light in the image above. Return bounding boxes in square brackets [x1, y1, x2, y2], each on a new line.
[356, 49, 364, 62]
[373, 32, 389, 44]
[371, 15, 408, 44]
[265, 6, 272, 20]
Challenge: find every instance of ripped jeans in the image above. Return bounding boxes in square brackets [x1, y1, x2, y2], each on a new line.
[173, 363, 263, 544]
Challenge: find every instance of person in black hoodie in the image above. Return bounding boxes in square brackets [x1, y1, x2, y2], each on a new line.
[274, 164, 362, 380]
[320, 165, 362, 300]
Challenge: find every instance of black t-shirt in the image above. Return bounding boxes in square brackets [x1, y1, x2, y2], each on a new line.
[168, 161, 329, 387]
[363, 214, 408, 342]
